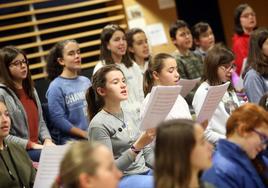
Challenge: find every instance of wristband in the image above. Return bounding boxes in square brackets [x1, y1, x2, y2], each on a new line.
[130, 145, 141, 154]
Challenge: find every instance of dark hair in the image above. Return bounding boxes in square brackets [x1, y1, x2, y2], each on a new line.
[143, 53, 174, 95]
[248, 28, 268, 75]
[100, 24, 133, 68]
[0, 46, 35, 100]
[51, 141, 102, 188]
[86, 64, 124, 119]
[169, 20, 189, 40]
[46, 39, 78, 81]
[203, 43, 234, 86]
[234, 4, 255, 35]
[126, 28, 150, 61]
[259, 92, 268, 111]
[155, 119, 197, 188]
[192, 22, 211, 40]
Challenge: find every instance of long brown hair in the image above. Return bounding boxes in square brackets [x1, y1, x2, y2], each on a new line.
[248, 28, 268, 76]
[0, 46, 35, 100]
[86, 64, 124, 119]
[99, 24, 132, 68]
[155, 119, 197, 188]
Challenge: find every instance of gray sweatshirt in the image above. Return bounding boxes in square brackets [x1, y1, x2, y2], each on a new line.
[89, 109, 153, 175]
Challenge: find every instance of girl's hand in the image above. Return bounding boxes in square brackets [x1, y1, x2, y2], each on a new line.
[43, 139, 55, 146]
[31, 143, 44, 150]
[133, 128, 156, 150]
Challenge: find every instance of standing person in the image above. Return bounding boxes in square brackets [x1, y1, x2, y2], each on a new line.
[46, 39, 91, 145]
[86, 65, 155, 188]
[192, 44, 241, 144]
[93, 24, 144, 122]
[126, 28, 150, 73]
[0, 46, 53, 162]
[0, 100, 36, 188]
[169, 20, 204, 105]
[232, 3, 257, 76]
[142, 53, 192, 120]
[192, 22, 215, 61]
[202, 103, 268, 188]
[52, 141, 122, 188]
[244, 28, 268, 103]
[155, 119, 213, 188]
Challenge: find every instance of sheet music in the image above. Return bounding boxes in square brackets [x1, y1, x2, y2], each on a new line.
[178, 78, 201, 97]
[140, 85, 182, 130]
[196, 82, 230, 123]
[33, 145, 70, 188]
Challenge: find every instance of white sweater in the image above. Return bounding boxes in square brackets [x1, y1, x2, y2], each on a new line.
[192, 81, 241, 144]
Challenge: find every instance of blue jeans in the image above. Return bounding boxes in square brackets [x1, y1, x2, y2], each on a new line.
[27, 149, 41, 162]
[119, 170, 154, 188]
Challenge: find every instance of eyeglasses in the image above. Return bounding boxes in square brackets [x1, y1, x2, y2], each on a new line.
[253, 129, 268, 145]
[241, 12, 256, 19]
[9, 59, 28, 67]
[220, 64, 235, 72]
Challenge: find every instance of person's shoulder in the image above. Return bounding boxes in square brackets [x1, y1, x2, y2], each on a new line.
[7, 141, 26, 154]
[244, 69, 261, 80]
[77, 75, 91, 83]
[89, 111, 107, 127]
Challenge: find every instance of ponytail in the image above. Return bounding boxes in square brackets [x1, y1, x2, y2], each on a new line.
[86, 87, 103, 120]
[143, 69, 154, 96]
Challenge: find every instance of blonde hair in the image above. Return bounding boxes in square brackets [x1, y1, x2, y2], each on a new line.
[51, 141, 101, 188]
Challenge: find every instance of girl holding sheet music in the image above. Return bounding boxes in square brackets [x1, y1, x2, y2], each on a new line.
[142, 53, 192, 120]
[86, 65, 155, 188]
[192, 44, 241, 145]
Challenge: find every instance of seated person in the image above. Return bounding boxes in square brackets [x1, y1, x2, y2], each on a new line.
[87, 65, 155, 188]
[155, 119, 214, 188]
[52, 141, 122, 188]
[0, 100, 36, 188]
[202, 103, 268, 188]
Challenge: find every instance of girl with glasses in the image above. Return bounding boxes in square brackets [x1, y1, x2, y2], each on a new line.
[192, 44, 241, 145]
[202, 103, 268, 188]
[0, 46, 53, 162]
[232, 4, 257, 76]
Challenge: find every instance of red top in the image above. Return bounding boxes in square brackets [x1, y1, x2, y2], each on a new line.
[17, 89, 39, 145]
[232, 33, 250, 76]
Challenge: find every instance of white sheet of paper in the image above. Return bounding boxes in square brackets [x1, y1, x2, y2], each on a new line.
[196, 82, 230, 123]
[146, 23, 168, 46]
[178, 78, 201, 97]
[140, 85, 182, 130]
[33, 145, 70, 188]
